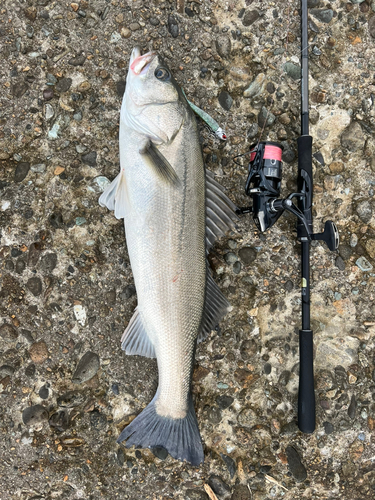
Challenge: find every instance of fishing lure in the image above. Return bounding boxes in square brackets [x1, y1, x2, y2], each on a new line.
[182, 89, 227, 140]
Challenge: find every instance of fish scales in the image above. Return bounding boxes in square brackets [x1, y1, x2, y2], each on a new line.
[99, 47, 238, 465]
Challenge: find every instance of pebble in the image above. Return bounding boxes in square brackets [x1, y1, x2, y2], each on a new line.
[31, 163, 46, 173]
[233, 261, 241, 274]
[73, 111, 83, 121]
[286, 446, 307, 482]
[369, 16, 375, 38]
[220, 453, 236, 478]
[218, 91, 233, 111]
[231, 484, 252, 500]
[207, 476, 231, 499]
[243, 73, 266, 98]
[90, 410, 107, 430]
[258, 106, 276, 127]
[49, 410, 70, 431]
[40, 253, 57, 273]
[185, 490, 209, 500]
[68, 54, 86, 66]
[82, 151, 97, 166]
[283, 62, 301, 80]
[356, 257, 373, 272]
[365, 239, 375, 258]
[310, 9, 333, 23]
[120, 27, 131, 38]
[215, 35, 231, 58]
[39, 384, 50, 399]
[341, 122, 365, 152]
[26, 277, 43, 296]
[57, 391, 85, 408]
[43, 88, 54, 101]
[72, 351, 100, 384]
[335, 256, 345, 271]
[75, 217, 87, 226]
[242, 10, 259, 26]
[323, 421, 334, 434]
[168, 15, 179, 38]
[216, 395, 234, 410]
[237, 407, 257, 427]
[116, 80, 126, 97]
[22, 405, 48, 425]
[355, 200, 372, 223]
[14, 162, 30, 182]
[247, 123, 259, 139]
[152, 446, 168, 460]
[12, 81, 29, 98]
[238, 246, 257, 265]
[348, 394, 357, 419]
[56, 77, 72, 93]
[0, 323, 18, 340]
[29, 341, 49, 364]
[217, 382, 229, 389]
[224, 252, 238, 264]
[45, 104, 55, 121]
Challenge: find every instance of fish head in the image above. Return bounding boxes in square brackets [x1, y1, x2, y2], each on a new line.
[122, 47, 189, 143]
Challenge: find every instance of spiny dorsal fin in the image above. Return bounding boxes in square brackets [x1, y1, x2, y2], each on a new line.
[121, 307, 156, 358]
[139, 141, 180, 186]
[205, 170, 238, 250]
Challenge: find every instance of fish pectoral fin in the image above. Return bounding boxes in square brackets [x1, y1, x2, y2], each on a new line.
[139, 141, 180, 186]
[197, 266, 230, 343]
[121, 307, 156, 358]
[98, 170, 128, 220]
[205, 169, 239, 250]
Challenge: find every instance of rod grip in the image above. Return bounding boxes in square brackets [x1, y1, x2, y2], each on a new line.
[298, 329, 315, 433]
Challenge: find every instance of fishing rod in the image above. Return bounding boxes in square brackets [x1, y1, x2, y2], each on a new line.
[236, 0, 339, 433]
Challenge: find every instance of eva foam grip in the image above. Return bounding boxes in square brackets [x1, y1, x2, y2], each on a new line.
[298, 329, 315, 433]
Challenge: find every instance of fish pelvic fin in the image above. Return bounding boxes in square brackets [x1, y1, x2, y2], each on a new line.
[197, 266, 231, 343]
[139, 141, 180, 187]
[121, 307, 156, 359]
[117, 394, 204, 466]
[98, 170, 128, 220]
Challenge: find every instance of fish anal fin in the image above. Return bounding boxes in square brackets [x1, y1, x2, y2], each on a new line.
[198, 268, 230, 343]
[121, 308, 156, 359]
[140, 141, 180, 186]
[205, 170, 239, 250]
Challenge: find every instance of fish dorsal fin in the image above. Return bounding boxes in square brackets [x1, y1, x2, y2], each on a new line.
[197, 267, 230, 343]
[205, 170, 238, 251]
[139, 141, 180, 186]
[121, 307, 156, 358]
[98, 170, 128, 220]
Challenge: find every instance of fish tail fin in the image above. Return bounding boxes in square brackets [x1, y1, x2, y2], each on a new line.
[117, 394, 204, 466]
[98, 170, 128, 219]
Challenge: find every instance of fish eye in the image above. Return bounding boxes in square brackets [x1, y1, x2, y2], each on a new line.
[154, 68, 170, 81]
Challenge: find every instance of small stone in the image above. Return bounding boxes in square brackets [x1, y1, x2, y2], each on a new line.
[220, 454, 236, 478]
[244, 73, 266, 98]
[31, 163, 46, 173]
[119, 284, 136, 300]
[242, 10, 259, 26]
[218, 91, 233, 111]
[341, 122, 365, 152]
[247, 123, 259, 139]
[72, 351, 100, 384]
[233, 261, 242, 274]
[348, 394, 357, 419]
[237, 407, 257, 427]
[0, 323, 18, 340]
[57, 391, 85, 408]
[82, 151, 97, 166]
[40, 253, 57, 273]
[310, 9, 333, 23]
[149, 17, 160, 26]
[369, 16, 375, 39]
[152, 446, 168, 460]
[185, 490, 209, 500]
[129, 22, 140, 31]
[208, 406, 222, 424]
[14, 162, 30, 182]
[116, 80, 126, 97]
[335, 256, 345, 271]
[68, 54, 86, 66]
[283, 62, 301, 80]
[323, 421, 334, 434]
[49, 410, 70, 431]
[27, 242, 42, 268]
[356, 200, 372, 223]
[120, 27, 131, 38]
[238, 246, 257, 265]
[329, 161, 344, 174]
[215, 35, 231, 58]
[264, 363, 272, 374]
[286, 446, 307, 482]
[39, 384, 49, 399]
[29, 341, 49, 364]
[78, 81, 91, 92]
[54, 166, 65, 176]
[26, 277, 43, 296]
[12, 81, 29, 98]
[22, 405, 48, 425]
[356, 256, 373, 272]
[208, 475, 231, 499]
[258, 106, 276, 127]
[43, 88, 54, 101]
[365, 239, 375, 259]
[25, 364, 36, 377]
[224, 252, 237, 264]
[231, 484, 252, 500]
[168, 14, 179, 38]
[56, 77, 72, 93]
[90, 410, 107, 430]
[75, 217, 86, 226]
[216, 395, 234, 410]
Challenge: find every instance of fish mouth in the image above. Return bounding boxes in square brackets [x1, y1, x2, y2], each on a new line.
[130, 48, 157, 76]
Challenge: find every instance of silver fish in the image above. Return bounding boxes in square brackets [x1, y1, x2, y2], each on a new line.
[99, 47, 238, 465]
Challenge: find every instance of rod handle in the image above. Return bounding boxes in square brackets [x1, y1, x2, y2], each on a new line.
[298, 329, 315, 433]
